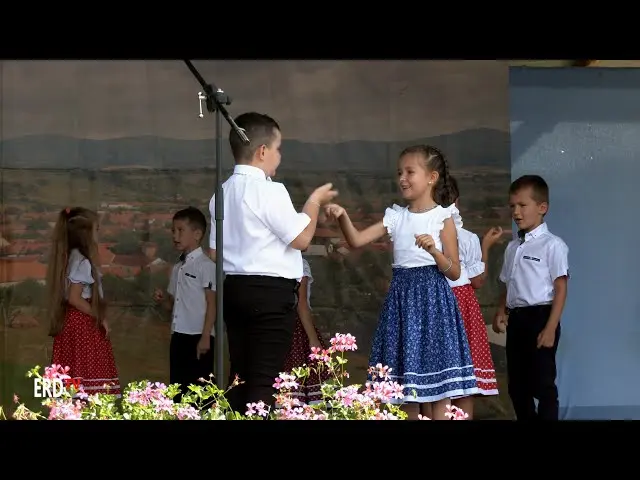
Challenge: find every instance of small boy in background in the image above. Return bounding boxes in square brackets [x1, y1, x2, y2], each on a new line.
[153, 206, 217, 402]
[493, 175, 569, 421]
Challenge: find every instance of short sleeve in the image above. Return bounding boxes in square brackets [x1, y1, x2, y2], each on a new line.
[167, 265, 178, 297]
[382, 204, 404, 241]
[209, 194, 217, 249]
[302, 258, 313, 282]
[68, 254, 94, 285]
[465, 233, 485, 279]
[200, 260, 217, 291]
[253, 182, 310, 245]
[548, 239, 570, 281]
[498, 242, 514, 284]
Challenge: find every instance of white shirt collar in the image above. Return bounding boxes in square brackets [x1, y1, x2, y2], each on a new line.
[179, 246, 204, 263]
[233, 164, 271, 181]
[520, 222, 549, 243]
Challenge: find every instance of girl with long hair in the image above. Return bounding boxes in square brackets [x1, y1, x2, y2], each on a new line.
[46, 207, 120, 397]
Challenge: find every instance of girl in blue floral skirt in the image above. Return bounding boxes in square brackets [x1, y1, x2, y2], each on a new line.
[325, 145, 478, 420]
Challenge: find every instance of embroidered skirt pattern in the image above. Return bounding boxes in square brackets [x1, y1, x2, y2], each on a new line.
[369, 265, 479, 403]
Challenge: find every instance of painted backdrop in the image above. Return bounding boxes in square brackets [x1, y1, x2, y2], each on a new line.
[0, 60, 512, 418]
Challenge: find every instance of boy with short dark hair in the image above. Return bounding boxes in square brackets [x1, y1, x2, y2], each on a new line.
[208, 111, 338, 412]
[153, 206, 217, 401]
[493, 175, 569, 420]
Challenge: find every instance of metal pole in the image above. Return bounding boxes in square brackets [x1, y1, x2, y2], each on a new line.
[183, 60, 249, 388]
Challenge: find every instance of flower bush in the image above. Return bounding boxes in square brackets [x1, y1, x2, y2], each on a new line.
[1, 332, 468, 420]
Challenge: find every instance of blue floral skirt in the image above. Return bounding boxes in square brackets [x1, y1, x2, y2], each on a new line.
[369, 265, 479, 403]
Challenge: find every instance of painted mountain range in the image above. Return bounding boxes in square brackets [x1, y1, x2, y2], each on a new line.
[0, 128, 509, 172]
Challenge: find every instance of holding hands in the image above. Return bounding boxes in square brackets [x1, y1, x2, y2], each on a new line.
[324, 203, 346, 222]
[309, 183, 339, 207]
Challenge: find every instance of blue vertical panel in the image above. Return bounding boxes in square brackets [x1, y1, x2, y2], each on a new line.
[509, 67, 640, 419]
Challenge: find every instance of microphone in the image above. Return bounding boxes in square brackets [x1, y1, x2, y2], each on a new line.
[197, 91, 207, 118]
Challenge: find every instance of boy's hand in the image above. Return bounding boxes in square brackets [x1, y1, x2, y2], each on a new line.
[197, 335, 211, 360]
[537, 327, 556, 349]
[482, 226, 504, 249]
[310, 183, 339, 206]
[492, 312, 507, 333]
[325, 203, 345, 221]
[152, 288, 164, 303]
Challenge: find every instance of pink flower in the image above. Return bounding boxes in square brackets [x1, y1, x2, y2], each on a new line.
[246, 401, 270, 418]
[367, 363, 393, 381]
[176, 405, 201, 420]
[47, 398, 84, 420]
[334, 385, 361, 407]
[273, 373, 298, 391]
[274, 393, 301, 410]
[309, 346, 331, 364]
[445, 405, 469, 420]
[127, 381, 170, 408]
[369, 409, 400, 420]
[364, 380, 404, 402]
[43, 364, 71, 382]
[329, 333, 358, 352]
[418, 414, 431, 420]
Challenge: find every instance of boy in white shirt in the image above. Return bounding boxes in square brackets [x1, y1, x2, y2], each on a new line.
[153, 207, 217, 402]
[493, 175, 569, 421]
[208, 112, 337, 412]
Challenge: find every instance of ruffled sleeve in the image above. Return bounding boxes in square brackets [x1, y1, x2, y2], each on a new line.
[383, 204, 404, 241]
[447, 204, 463, 229]
[67, 250, 95, 285]
[433, 205, 453, 234]
[302, 258, 313, 283]
[465, 233, 486, 279]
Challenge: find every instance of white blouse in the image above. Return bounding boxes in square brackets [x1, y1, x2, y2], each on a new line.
[66, 249, 103, 300]
[446, 204, 485, 288]
[302, 258, 313, 309]
[382, 204, 452, 268]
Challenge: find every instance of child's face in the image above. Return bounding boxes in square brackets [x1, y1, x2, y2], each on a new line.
[260, 128, 282, 178]
[92, 223, 100, 243]
[397, 154, 437, 201]
[172, 219, 202, 252]
[509, 187, 547, 232]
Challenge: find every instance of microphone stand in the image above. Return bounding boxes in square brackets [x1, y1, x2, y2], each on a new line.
[183, 60, 250, 389]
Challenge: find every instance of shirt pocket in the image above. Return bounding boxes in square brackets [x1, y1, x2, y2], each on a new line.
[520, 253, 547, 279]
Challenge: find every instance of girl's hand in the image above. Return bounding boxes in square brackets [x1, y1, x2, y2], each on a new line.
[152, 288, 164, 303]
[482, 226, 503, 248]
[309, 336, 322, 350]
[325, 204, 345, 221]
[414, 233, 437, 255]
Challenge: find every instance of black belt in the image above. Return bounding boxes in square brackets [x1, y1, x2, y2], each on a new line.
[506, 304, 552, 315]
[225, 274, 299, 290]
